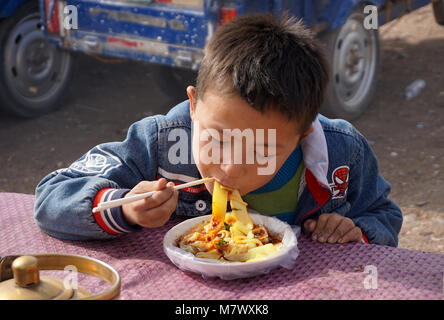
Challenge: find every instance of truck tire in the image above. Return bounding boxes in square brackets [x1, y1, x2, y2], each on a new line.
[318, 9, 380, 120]
[433, 0, 444, 25]
[0, 1, 73, 117]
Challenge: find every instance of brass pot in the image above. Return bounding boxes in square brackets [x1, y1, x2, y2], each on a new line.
[0, 254, 120, 300]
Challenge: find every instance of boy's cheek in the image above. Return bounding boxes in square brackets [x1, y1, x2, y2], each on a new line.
[257, 157, 277, 176]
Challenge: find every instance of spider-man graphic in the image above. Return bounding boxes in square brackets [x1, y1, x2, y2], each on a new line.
[330, 166, 350, 199]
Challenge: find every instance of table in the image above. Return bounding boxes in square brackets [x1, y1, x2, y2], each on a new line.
[0, 192, 443, 300]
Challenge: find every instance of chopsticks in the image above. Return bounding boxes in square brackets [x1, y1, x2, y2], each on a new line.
[92, 177, 214, 213]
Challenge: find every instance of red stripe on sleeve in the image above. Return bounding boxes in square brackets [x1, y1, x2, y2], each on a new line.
[361, 233, 369, 244]
[93, 188, 112, 208]
[92, 188, 119, 235]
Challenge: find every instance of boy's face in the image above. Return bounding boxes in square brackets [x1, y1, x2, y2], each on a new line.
[187, 86, 313, 196]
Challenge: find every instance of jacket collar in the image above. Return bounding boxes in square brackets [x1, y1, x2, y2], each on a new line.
[298, 117, 332, 221]
[300, 116, 329, 187]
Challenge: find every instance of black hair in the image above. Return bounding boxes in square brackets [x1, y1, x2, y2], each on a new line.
[196, 13, 330, 133]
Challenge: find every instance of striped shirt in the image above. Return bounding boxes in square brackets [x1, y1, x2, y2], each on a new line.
[242, 146, 304, 225]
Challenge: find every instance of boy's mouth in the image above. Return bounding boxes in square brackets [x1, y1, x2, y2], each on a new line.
[206, 177, 238, 189]
[211, 178, 237, 191]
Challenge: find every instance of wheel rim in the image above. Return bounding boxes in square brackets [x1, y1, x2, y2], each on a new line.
[332, 13, 378, 113]
[3, 13, 71, 107]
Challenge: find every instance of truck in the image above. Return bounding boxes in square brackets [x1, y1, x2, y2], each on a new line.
[1, 0, 443, 119]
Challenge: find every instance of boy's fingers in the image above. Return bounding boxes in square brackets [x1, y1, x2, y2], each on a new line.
[123, 180, 175, 226]
[338, 226, 362, 243]
[327, 217, 355, 243]
[133, 178, 167, 193]
[312, 213, 329, 238]
[313, 214, 340, 242]
[155, 178, 168, 190]
[311, 215, 326, 241]
[141, 187, 179, 227]
[144, 182, 175, 209]
[303, 219, 316, 233]
[160, 188, 179, 218]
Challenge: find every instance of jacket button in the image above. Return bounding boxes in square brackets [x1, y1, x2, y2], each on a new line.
[195, 200, 207, 211]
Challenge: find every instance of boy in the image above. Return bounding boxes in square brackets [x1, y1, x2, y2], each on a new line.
[34, 14, 402, 246]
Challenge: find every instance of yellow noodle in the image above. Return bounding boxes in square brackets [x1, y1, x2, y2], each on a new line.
[196, 250, 222, 260]
[177, 182, 282, 262]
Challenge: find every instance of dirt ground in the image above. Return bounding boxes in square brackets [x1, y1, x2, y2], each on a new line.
[0, 5, 442, 253]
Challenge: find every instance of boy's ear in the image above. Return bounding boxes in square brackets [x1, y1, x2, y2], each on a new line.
[187, 86, 196, 120]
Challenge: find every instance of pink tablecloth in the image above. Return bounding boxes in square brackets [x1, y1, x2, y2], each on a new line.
[0, 192, 443, 300]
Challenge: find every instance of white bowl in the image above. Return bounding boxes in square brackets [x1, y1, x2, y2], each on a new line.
[163, 212, 300, 280]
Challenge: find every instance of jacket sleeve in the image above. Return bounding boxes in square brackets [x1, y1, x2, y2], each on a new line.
[34, 116, 159, 241]
[346, 132, 403, 247]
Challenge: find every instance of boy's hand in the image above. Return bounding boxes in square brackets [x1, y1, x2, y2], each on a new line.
[303, 213, 362, 244]
[122, 178, 179, 228]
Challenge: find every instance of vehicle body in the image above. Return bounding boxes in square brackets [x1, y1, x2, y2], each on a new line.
[1, 0, 442, 118]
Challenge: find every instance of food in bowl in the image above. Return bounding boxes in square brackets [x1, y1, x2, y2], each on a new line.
[175, 181, 282, 262]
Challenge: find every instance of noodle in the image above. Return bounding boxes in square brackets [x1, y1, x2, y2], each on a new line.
[176, 181, 282, 262]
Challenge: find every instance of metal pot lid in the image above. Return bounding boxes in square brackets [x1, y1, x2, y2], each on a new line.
[0, 254, 120, 300]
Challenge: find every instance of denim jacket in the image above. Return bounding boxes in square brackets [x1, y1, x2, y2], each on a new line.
[34, 100, 403, 246]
